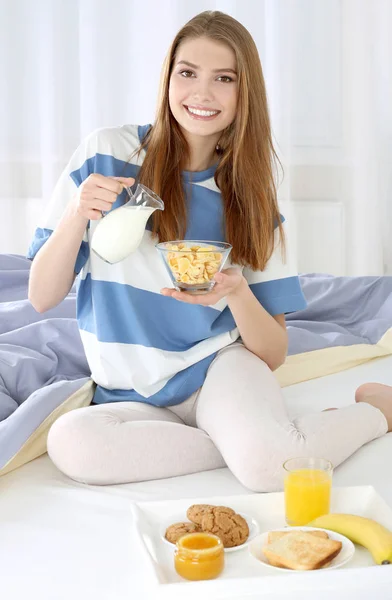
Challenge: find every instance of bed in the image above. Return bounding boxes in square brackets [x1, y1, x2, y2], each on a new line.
[1, 255, 392, 599]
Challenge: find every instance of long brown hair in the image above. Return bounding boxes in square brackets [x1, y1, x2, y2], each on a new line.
[136, 10, 284, 270]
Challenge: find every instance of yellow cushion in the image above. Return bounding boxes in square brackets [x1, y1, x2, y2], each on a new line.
[276, 328, 392, 388]
[0, 379, 95, 476]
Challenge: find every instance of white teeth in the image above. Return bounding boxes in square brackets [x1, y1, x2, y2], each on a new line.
[187, 107, 219, 117]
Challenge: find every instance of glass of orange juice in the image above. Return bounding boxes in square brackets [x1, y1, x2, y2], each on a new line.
[283, 457, 333, 526]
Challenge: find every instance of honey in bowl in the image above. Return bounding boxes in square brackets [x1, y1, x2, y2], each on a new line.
[174, 532, 224, 581]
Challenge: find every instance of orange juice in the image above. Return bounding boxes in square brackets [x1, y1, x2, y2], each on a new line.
[284, 468, 331, 526]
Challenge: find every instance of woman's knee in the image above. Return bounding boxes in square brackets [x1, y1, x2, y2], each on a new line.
[47, 407, 101, 483]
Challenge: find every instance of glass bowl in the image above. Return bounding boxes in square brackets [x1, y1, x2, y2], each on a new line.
[156, 240, 232, 294]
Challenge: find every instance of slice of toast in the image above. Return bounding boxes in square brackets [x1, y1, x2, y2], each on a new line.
[266, 530, 331, 568]
[263, 531, 342, 570]
[268, 529, 329, 568]
[267, 530, 329, 544]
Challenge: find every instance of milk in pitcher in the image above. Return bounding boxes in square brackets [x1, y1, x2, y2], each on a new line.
[91, 205, 155, 263]
[90, 183, 164, 264]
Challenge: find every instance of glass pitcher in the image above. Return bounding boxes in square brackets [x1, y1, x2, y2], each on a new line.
[91, 183, 164, 264]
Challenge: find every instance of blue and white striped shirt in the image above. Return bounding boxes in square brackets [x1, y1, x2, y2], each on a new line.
[28, 124, 307, 406]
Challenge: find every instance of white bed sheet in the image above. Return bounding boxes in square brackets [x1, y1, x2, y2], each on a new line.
[1, 356, 392, 600]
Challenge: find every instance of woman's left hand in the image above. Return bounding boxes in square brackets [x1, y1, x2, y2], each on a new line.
[160, 268, 246, 305]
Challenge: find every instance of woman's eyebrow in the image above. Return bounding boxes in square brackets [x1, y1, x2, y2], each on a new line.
[176, 60, 237, 74]
[176, 60, 199, 69]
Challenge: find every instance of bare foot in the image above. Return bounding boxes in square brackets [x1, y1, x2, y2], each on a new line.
[355, 383, 392, 432]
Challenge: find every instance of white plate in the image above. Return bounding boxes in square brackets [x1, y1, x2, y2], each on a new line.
[161, 511, 259, 553]
[249, 526, 355, 571]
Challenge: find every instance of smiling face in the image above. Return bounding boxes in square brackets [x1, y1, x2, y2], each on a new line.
[169, 36, 238, 145]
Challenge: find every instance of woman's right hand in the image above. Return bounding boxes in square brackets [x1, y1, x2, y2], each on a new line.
[73, 174, 136, 221]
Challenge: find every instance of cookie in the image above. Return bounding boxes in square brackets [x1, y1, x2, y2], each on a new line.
[186, 504, 216, 526]
[165, 521, 200, 544]
[201, 507, 249, 548]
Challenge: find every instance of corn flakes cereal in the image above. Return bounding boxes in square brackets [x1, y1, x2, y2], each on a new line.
[165, 244, 223, 285]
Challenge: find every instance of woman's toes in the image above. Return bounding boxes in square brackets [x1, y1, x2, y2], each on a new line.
[355, 382, 391, 403]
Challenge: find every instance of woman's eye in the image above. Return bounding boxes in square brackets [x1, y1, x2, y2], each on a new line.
[180, 70, 195, 78]
[217, 75, 233, 83]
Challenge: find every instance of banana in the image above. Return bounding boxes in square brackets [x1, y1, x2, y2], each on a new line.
[309, 513, 392, 565]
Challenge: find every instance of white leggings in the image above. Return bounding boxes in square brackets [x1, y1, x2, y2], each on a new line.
[47, 344, 388, 491]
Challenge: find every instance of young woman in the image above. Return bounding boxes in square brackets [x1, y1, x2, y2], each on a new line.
[27, 11, 392, 491]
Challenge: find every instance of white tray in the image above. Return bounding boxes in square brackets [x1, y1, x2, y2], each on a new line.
[131, 486, 392, 599]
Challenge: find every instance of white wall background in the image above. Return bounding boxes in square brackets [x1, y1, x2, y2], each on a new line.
[1, 0, 391, 275]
